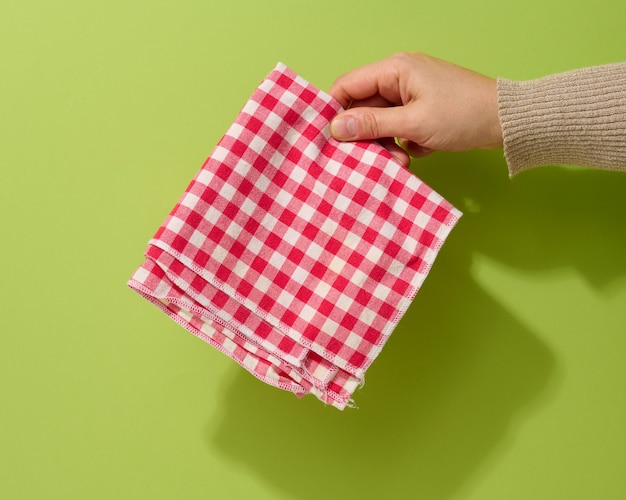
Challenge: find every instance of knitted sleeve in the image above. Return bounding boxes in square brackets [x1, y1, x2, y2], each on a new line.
[497, 62, 626, 176]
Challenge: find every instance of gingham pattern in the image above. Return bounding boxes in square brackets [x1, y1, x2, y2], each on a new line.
[128, 63, 461, 409]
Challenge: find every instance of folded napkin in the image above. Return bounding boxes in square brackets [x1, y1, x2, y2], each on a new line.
[128, 63, 461, 409]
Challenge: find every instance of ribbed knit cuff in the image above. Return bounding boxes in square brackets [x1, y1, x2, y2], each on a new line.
[497, 62, 626, 176]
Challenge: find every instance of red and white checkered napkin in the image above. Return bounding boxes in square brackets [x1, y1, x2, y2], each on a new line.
[128, 63, 462, 409]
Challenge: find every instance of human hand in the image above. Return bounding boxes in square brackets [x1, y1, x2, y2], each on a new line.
[328, 52, 503, 166]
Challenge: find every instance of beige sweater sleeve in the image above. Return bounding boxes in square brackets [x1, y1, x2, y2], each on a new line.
[497, 62, 626, 176]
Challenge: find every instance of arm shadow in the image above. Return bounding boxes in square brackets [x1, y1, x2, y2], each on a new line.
[204, 150, 626, 499]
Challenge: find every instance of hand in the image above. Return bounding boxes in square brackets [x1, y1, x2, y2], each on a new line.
[328, 52, 503, 166]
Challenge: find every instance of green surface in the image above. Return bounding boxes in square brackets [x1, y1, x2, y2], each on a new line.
[1, 1, 625, 499]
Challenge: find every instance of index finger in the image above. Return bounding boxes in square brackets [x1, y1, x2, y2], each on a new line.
[328, 58, 402, 109]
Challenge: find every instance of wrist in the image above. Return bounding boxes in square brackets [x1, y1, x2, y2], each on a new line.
[483, 78, 503, 149]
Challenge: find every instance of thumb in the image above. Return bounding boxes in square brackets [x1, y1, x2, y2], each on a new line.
[329, 106, 413, 142]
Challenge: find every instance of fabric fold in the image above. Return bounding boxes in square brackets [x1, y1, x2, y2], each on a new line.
[129, 62, 461, 409]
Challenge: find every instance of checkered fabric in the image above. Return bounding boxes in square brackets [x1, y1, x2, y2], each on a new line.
[128, 63, 462, 409]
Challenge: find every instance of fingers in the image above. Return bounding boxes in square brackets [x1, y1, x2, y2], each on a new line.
[328, 64, 380, 108]
[379, 138, 411, 167]
[349, 94, 395, 110]
[328, 58, 402, 108]
[330, 105, 414, 142]
[397, 138, 433, 159]
[327, 53, 433, 161]
[329, 108, 430, 165]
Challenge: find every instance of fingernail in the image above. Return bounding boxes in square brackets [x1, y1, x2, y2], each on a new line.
[331, 115, 357, 140]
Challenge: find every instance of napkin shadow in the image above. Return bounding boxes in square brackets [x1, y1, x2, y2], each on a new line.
[206, 150, 626, 500]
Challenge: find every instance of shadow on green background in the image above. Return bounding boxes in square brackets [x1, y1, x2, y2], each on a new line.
[202, 150, 626, 499]
[205, 151, 626, 499]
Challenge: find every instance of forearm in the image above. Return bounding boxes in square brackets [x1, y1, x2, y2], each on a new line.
[497, 62, 626, 176]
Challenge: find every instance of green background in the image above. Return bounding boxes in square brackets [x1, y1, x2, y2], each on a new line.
[2, 1, 625, 499]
